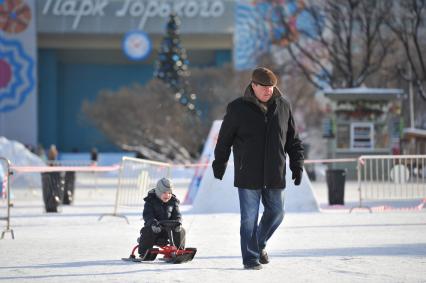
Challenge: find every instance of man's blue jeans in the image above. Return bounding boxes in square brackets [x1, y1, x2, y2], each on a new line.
[238, 188, 285, 265]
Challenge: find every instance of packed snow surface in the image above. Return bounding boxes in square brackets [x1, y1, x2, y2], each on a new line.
[0, 186, 425, 283]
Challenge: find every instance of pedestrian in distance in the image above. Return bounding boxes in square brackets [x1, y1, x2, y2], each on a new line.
[90, 147, 98, 165]
[212, 67, 304, 270]
[47, 144, 58, 162]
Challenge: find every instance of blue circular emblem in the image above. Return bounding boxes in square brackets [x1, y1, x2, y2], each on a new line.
[122, 31, 152, 61]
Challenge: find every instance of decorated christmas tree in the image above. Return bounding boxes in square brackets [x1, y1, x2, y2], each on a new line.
[154, 13, 198, 113]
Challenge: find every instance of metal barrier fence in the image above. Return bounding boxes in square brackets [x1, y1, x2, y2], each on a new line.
[8, 160, 97, 196]
[353, 155, 426, 212]
[46, 160, 106, 201]
[1, 159, 119, 238]
[0, 157, 14, 239]
[11, 162, 118, 197]
[99, 157, 170, 223]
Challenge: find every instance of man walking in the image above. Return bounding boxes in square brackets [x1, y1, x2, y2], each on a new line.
[212, 67, 304, 270]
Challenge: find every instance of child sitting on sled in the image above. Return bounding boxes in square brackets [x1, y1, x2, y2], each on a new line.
[138, 177, 186, 258]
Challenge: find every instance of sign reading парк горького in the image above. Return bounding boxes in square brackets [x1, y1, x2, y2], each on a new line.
[38, 0, 232, 33]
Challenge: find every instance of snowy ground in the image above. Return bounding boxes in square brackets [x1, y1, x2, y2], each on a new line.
[1, 179, 425, 283]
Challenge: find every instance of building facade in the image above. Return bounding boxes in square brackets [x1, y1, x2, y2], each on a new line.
[37, 0, 234, 152]
[1, 0, 234, 152]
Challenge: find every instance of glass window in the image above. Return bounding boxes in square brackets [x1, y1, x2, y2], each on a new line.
[351, 123, 374, 150]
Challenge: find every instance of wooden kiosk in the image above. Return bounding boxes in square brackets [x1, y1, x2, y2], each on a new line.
[323, 87, 405, 179]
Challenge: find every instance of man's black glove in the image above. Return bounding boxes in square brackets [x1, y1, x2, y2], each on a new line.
[292, 170, 303, 186]
[151, 220, 162, 234]
[212, 161, 226, 180]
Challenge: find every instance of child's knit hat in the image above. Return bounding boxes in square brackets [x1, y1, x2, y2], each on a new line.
[155, 177, 173, 198]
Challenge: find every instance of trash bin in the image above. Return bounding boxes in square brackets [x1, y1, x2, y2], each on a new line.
[41, 172, 64, 212]
[326, 169, 346, 205]
[63, 172, 75, 205]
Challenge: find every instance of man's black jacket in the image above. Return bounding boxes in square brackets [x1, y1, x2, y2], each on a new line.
[212, 85, 304, 189]
[142, 190, 182, 227]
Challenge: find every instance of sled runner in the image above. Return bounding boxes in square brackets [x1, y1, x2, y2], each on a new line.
[122, 220, 197, 264]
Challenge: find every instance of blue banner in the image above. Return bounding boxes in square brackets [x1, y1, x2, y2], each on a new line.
[0, 0, 37, 145]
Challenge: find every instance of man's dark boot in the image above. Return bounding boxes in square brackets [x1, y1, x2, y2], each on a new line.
[244, 262, 262, 270]
[259, 249, 269, 264]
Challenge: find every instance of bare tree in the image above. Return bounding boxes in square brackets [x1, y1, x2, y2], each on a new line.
[386, 0, 426, 101]
[280, 0, 394, 89]
[82, 80, 203, 161]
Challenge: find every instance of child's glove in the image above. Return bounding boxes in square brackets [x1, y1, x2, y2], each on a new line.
[151, 222, 162, 234]
[174, 223, 182, 232]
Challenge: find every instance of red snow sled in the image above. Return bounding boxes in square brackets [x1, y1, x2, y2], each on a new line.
[122, 220, 197, 264]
